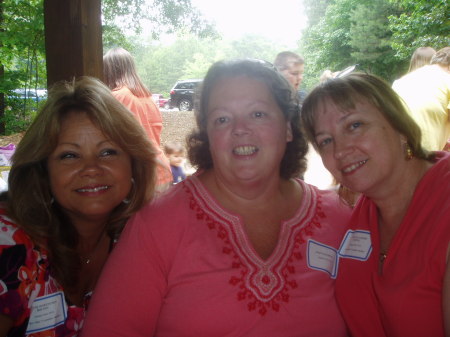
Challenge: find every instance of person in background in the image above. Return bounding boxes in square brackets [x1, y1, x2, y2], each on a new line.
[392, 46, 450, 151]
[273, 51, 307, 104]
[103, 47, 172, 190]
[0, 77, 157, 336]
[163, 141, 186, 184]
[301, 72, 450, 337]
[406, 46, 436, 73]
[81, 59, 351, 337]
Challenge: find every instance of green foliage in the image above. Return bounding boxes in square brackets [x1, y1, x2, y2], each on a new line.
[1, 0, 46, 92]
[299, 0, 448, 89]
[101, 0, 218, 50]
[388, 0, 450, 59]
[349, 0, 404, 81]
[132, 33, 287, 96]
[1, 0, 46, 134]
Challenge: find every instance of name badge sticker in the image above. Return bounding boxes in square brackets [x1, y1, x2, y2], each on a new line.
[338, 229, 372, 261]
[26, 291, 67, 334]
[307, 240, 339, 278]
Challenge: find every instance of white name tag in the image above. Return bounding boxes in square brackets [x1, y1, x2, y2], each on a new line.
[26, 291, 67, 334]
[307, 240, 339, 278]
[307, 229, 372, 277]
[339, 230, 372, 261]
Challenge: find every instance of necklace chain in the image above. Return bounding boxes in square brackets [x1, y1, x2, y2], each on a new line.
[81, 229, 107, 264]
[379, 252, 387, 263]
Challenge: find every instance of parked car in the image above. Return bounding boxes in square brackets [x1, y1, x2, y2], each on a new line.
[11, 88, 48, 102]
[152, 94, 170, 109]
[168, 79, 202, 111]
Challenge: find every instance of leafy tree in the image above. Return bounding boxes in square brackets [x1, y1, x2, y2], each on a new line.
[303, 0, 332, 27]
[349, 0, 404, 81]
[300, 0, 356, 90]
[0, 0, 46, 133]
[102, 0, 218, 50]
[388, 0, 450, 60]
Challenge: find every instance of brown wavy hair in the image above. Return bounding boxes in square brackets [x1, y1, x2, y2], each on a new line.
[187, 59, 308, 179]
[5, 76, 157, 290]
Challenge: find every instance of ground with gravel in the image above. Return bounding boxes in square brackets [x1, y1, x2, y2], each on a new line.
[160, 109, 197, 150]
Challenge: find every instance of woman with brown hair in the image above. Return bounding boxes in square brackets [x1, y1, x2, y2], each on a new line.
[82, 59, 351, 337]
[103, 47, 172, 190]
[301, 72, 450, 336]
[0, 76, 157, 336]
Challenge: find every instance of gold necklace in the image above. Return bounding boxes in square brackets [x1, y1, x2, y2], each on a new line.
[81, 230, 107, 265]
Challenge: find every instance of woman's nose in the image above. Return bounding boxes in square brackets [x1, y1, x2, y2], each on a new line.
[333, 138, 353, 159]
[80, 157, 104, 176]
[232, 117, 251, 136]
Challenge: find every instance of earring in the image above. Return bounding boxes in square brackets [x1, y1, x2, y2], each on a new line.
[404, 143, 413, 160]
[122, 177, 134, 204]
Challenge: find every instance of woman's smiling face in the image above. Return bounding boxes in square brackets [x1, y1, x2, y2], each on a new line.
[206, 75, 293, 185]
[313, 97, 405, 196]
[47, 110, 133, 224]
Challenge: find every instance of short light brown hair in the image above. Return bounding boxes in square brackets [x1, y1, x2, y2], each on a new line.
[301, 72, 433, 161]
[273, 51, 304, 72]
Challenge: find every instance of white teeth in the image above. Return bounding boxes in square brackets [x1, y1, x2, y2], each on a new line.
[233, 146, 258, 155]
[342, 160, 367, 173]
[78, 186, 109, 193]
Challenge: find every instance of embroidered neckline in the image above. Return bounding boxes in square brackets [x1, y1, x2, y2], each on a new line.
[183, 177, 325, 315]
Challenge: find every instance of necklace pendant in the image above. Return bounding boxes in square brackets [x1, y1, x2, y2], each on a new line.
[85, 258, 90, 264]
[380, 253, 387, 263]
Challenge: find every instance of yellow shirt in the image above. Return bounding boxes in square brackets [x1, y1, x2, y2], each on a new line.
[393, 65, 450, 151]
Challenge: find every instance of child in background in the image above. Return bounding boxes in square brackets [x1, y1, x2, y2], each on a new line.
[164, 142, 187, 184]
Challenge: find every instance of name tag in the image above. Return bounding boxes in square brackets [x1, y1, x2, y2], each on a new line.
[339, 230, 372, 261]
[307, 240, 339, 278]
[26, 291, 67, 334]
[307, 229, 372, 277]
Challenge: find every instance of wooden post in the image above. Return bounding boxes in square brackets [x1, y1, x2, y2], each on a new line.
[43, 0, 103, 87]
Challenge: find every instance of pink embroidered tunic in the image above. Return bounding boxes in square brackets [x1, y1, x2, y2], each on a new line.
[82, 176, 351, 337]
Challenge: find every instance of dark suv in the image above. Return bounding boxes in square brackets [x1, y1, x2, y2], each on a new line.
[169, 79, 202, 111]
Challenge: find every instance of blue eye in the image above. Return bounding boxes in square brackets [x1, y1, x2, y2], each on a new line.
[317, 137, 332, 148]
[350, 121, 362, 130]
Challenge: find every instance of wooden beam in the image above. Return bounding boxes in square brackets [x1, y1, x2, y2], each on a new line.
[43, 0, 103, 87]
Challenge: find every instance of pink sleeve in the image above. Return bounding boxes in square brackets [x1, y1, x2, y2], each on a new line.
[81, 207, 167, 336]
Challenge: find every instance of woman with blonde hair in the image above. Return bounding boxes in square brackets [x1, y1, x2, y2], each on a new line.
[0, 76, 157, 336]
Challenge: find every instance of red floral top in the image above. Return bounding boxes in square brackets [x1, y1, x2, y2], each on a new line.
[0, 209, 87, 337]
